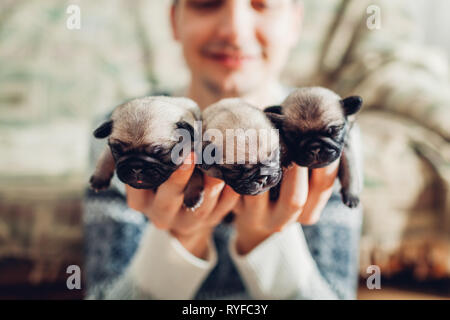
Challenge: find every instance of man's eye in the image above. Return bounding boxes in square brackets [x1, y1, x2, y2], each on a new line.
[251, 0, 278, 11]
[251, 0, 268, 11]
[188, 0, 222, 10]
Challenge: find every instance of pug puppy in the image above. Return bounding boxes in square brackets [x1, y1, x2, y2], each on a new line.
[264, 87, 363, 208]
[89, 96, 204, 209]
[199, 98, 283, 196]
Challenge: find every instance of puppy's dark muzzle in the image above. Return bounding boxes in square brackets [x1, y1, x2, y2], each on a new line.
[296, 140, 341, 168]
[228, 169, 282, 195]
[115, 154, 177, 189]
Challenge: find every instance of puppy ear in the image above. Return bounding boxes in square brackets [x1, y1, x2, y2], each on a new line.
[176, 121, 195, 140]
[340, 96, 363, 116]
[93, 120, 113, 139]
[264, 105, 285, 128]
[264, 105, 283, 114]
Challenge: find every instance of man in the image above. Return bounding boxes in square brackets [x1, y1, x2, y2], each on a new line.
[85, 0, 361, 299]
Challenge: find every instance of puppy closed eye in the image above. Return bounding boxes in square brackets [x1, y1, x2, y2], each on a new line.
[286, 131, 301, 143]
[145, 145, 171, 158]
[145, 145, 159, 156]
[109, 142, 125, 154]
[326, 126, 342, 137]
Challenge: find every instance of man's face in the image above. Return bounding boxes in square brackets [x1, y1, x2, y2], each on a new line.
[171, 0, 302, 95]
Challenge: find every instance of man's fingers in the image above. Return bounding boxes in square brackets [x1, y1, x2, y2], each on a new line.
[242, 190, 269, 217]
[277, 165, 308, 213]
[297, 188, 333, 225]
[267, 165, 309, 230]
[159, 152, 196, 195]
[298, 166, 336, 225]
[150, 152, 196, 228]
[232, 195, 245, 215]
[309, 159, 339, 189]
[125, 185, 155, 212]
[192, 175, 225, 218]
[209, 185, 240, 224]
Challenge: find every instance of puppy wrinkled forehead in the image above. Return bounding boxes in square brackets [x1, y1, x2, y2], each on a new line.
[110, 96, 196, 146]
[203, 98, 280, 164]
[282, 87, 345, 129]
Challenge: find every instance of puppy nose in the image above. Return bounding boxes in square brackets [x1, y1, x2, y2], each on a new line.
[132, 168, 142, 174]
[309, 147, 321, 157]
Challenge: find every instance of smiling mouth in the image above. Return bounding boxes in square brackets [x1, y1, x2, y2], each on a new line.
[204, 51, 257, 69]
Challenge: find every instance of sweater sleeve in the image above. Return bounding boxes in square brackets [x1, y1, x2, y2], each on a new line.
[228, 126, 363, 300]
[84, 112, 218, 299]
[84, 188, 218, 300]
[228, 222, 338, 300]
[105, 223, 218, 299]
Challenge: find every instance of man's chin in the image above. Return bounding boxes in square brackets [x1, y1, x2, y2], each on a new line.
[202, 74, 260, 96]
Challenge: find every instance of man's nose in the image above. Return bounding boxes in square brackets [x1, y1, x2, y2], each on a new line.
[216, 1, 254, 44]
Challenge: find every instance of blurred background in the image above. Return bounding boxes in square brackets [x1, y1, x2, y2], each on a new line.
[0, 0, 449, 299]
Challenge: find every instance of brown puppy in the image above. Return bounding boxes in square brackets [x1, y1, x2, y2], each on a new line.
[89, 96, 203, 208]
[264, 87, 363, 208]
[199, 98, 283, 196]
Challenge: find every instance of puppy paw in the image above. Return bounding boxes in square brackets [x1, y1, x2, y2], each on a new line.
[341, 191, 360, 208]
[183, 190, 205, 211]
[89, 175, 112, 192]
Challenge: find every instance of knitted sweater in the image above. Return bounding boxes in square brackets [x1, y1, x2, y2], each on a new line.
[83, 91, 363, 300]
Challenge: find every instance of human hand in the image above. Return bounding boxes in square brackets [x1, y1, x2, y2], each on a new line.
[232, 159, 339, 255]
[126, 152, 240, 259]
[298, 159, 339, 224]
